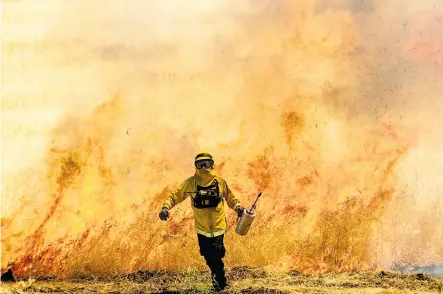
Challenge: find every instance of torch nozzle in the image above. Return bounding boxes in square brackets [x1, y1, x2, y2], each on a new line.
[249, 192, 263, 212]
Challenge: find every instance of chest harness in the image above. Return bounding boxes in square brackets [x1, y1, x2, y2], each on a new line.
[190, 179, 223, 209]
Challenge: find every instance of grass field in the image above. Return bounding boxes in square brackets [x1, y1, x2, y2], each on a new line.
[2, 267, 443, 294]
[2, 2, 443, 293]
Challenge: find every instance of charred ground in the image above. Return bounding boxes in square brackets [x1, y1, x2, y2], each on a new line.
[2, 266, 442, 293]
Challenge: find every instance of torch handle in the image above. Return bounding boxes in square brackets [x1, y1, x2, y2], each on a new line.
[250, 192, 262, 211]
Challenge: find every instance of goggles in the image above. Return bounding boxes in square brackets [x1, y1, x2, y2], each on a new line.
[195, 159, 214, 170]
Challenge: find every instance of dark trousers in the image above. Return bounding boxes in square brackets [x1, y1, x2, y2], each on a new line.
[197, 233, 227, 290]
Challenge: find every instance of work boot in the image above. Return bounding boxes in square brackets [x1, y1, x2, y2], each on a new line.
[212, 273, 228, 292]
[212, 280, 226, 292]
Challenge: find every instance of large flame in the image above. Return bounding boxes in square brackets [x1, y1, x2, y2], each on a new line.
[2, 0, 443, 278]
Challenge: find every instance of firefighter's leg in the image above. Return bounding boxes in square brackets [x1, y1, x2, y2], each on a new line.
[204, 255, 217, 286]
[208, 235, 227, 290]
[197, 234, 216, 277]
[197, 233, 228, 290]
[206, 256, 227, 290]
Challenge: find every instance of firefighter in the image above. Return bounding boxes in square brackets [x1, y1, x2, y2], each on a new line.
[159, 152, 244, 291]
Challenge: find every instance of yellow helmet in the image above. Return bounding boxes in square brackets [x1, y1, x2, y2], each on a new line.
[194, 152, 214, 169]
[195, 152, 213, 162]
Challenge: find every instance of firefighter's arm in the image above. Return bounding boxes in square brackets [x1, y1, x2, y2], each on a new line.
[161, 179, 191, 210]
[224, 181, 241, 211]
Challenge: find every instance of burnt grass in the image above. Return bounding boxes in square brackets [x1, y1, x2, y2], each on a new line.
[2, 267, 443, 293]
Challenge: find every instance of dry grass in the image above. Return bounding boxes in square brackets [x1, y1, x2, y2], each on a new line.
[8, 133, 412, 279]
[10, 191, 440, 280]
[2, 268, 442, 294]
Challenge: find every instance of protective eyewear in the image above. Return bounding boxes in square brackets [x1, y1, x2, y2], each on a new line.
[195, 159, 214, 169]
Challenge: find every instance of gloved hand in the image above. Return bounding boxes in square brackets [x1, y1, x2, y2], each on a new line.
[236, 206, 245, 218]
[159, 208, 169, 221]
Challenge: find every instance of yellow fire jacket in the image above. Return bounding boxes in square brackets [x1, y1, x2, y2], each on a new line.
[161, 175, 241, 237]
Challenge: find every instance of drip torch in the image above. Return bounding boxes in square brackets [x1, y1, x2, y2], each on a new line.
[235, 192, 262, 236]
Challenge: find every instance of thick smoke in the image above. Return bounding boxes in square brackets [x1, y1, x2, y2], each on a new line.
[1, 0, 442, 277]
